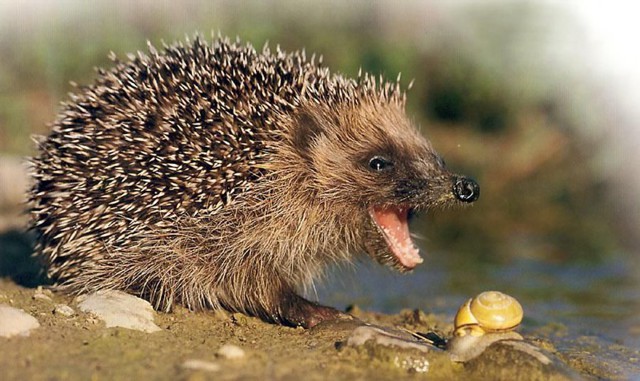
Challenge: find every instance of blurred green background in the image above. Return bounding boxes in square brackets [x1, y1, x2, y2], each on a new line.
[0, 0, 627, 262]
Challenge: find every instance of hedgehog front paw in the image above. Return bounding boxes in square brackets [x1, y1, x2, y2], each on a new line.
[276, 293, 352, 329]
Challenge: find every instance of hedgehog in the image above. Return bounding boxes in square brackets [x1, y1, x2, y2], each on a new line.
[30, 36, 479, 328]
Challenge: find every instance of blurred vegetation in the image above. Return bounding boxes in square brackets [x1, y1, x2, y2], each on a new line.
[0, 0, 619, 262]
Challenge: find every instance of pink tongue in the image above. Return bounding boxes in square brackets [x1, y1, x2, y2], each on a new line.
[371, 206, 423, 269]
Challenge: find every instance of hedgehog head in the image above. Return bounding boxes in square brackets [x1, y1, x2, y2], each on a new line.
[290, 99, 479, 272]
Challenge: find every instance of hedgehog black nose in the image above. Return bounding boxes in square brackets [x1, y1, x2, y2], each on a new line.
[453, 177, 480, 203]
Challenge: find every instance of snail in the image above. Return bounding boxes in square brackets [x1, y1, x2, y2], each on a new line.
[447, 291, 524, 362]
[453, 291, 523, 337]
[446, 291, 548, 363]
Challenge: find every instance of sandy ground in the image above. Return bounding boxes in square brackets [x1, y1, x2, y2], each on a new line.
[0, 279, 459, 381]
[0, 278, 639, 380]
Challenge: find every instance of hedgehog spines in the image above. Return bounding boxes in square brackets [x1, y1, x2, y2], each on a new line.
[31, 35, 419, 323]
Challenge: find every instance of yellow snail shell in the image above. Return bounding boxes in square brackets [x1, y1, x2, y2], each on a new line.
[453, 291, 523, 337]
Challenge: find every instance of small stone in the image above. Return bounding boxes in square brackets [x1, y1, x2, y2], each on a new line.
[346, 325, 434, 353]
[77, 290, 161, 333]
[182, 359, 220, 372]
[463, 339, 580, 379]
[342, 325, 443, 374]
[33, 286, 52, 302]
[216, 343, 246, 360]
[53, 304, 75, 317]
[0, 304, 40, 337]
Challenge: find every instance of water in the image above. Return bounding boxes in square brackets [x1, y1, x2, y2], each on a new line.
[317, 246, 640, 353]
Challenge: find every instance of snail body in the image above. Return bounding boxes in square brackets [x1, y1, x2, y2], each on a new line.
[453, 291, 523, 337]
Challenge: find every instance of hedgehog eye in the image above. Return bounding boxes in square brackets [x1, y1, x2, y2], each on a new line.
[368, 156, 394, 172]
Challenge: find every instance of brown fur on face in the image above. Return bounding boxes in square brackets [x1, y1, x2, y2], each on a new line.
[285, 101, 466, 271]
[291, 101, 457, 208]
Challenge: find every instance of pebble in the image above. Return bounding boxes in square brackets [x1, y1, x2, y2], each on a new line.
[342, 325, 438, 373]
[53, 304, 75, 317]
[216, 343, 246, 360]
[32, 286, 52, 302]
[346, 325, 435, 353]
[76, 290, 161, 333]
[462, 338, 581, 379]
[0, 304, 40, 337]
[182, 359, 221, 372]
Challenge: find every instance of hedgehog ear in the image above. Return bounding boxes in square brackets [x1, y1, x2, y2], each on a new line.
[292, 111, 325, 156]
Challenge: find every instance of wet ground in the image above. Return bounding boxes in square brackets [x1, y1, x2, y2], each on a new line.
[316, 253, 640, 379]
[320, 254, 640, 344]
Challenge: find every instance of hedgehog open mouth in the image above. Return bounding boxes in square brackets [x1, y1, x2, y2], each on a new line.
[369, 205, 423, 270]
